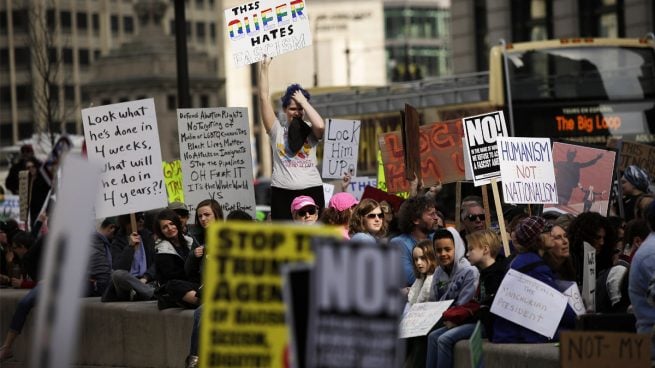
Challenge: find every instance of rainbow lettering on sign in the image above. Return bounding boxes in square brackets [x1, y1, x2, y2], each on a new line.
[228, 19, 244, 39]
[275, 4, 288, 23]
[290, 0, 305, 19]
[244, 14, 261, 34]
[261, 8, 274, 29]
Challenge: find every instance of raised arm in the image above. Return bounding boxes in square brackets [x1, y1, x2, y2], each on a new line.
[258, 56, 276, 134]
[292, 90, 325, 139]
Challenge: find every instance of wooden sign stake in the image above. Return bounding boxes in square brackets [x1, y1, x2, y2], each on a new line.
[491, 178, 510, 256]
[481, 185, 491, 229]
[455, 182, 462, 230]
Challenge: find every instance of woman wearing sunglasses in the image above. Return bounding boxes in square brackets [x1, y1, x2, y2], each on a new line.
[349, 199, 388, 243]
[290, 196, 320, 225]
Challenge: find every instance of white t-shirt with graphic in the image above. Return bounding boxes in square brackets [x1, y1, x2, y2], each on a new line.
[269, 119, 323, 189]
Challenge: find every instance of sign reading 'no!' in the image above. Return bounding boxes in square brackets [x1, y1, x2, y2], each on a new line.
[463, 111, 508, 186]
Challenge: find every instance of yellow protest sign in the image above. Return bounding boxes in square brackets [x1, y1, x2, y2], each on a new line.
[162, 160, 184, 203]
[200, 222, 342, 368]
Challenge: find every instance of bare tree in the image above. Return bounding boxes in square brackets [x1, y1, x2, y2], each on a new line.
[26, 1, 76, 147]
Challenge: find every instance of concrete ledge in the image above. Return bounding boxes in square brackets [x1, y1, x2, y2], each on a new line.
[454, 339, 559, 368]
[0, 288, 194, 368]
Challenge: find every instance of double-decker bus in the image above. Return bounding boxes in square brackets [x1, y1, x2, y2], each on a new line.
[493, 37, 655, 145]
[309, 36, 655, 174]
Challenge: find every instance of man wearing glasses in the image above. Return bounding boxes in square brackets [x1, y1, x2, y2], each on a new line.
[460, 198, 487, 243]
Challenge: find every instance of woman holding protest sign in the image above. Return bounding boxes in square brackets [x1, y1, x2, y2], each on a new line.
[258, 56, 326, 220]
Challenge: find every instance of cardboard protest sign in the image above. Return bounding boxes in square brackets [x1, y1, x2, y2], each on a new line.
[462, 111, 508, 186]
[401, 104, 421, 181]
[497, 137, 557, 204]
[560, 331, 650, 368]
[321, 119, 361, 179]
[32, 155, 99, 368]
[609, 139, 655, 178]
[307, 238, 404, 368]
[82, 98, 167, 218]
[582, 241, 596, 313]
[545, 142, 616, 216]
[200, 222, 341, 368]
[177, 108, 256, 220]
[345, 176, 377, 200]
[490, 269, 568, 339]
[162, 160, 184, 203]
[399, 301, 453, 338]
[225, 0, 312, 67]
[379, 119, 466, 194]
[376, 150, 409, 199]
[18, 170, 28, 222]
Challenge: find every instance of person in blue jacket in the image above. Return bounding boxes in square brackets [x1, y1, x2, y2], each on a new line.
[492, 216, 576, 343]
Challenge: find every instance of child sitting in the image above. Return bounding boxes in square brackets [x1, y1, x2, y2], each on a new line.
[426, 229, 506, 368]
[408, 240, 437, 305]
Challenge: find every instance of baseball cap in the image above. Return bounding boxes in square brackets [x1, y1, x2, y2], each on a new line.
[291, 196, 317, 212]
[328, 192, 359, 212]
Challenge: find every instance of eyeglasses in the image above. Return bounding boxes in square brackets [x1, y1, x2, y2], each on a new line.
[466, 214, 485, 222]
[296, 207, 317, 217]
[366, 212, 384, 219]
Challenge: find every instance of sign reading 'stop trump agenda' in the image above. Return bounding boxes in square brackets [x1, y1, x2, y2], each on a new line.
[225, 0, 311, 67]
[82, 98, 168, 218]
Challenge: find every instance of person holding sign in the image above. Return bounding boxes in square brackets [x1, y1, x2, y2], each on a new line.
[492, 217, 576, 343]
[154, 210, 200, 309]
[259, 56, 326, 220]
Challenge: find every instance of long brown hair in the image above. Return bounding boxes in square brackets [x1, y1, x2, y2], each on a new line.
[412, 240, 437, 278]
[349, 198, 388, 237]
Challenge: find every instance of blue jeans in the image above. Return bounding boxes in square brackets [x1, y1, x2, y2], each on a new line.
[426, 323, 476, 368]
[10, 284, 40, 333]
[190, 305, 202, 356]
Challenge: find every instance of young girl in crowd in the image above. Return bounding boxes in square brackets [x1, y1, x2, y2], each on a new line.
[408, 240, 437, 305]
[154, 209, 199, 309]
[350, 198, 388, 243]
[406, 228, 479, 368]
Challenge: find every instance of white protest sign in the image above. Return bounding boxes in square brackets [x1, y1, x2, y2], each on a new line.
[0, 195, 19, 221]
[322, 119, 361, 179]
[497, 137, 557, 204]
[82, 98, 167, 218]
[462, 111, 508, 186]
[582, 241, 596, 312]
[225, 0, 312, 67]
[491, 269, 568, 339]
[399, 301, 453, 338]
[323, 183, 334, 205]
[346, 176, 377, 200]
[32, 155, 99, 368]
[557, 281, 586, 316]
[177, 108, 256, 220]
[308, 239, 404, 368]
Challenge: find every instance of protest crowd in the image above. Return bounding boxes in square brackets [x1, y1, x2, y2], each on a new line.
[2, 57, 655, 368]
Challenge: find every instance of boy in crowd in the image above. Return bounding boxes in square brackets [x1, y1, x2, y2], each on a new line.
[426, 229, 504, 368]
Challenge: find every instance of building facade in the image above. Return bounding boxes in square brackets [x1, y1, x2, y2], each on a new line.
[0, 0, 225, 149]
[452, 0, 654, 74]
